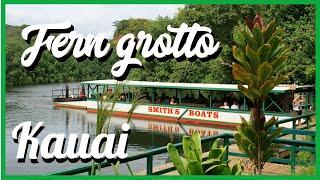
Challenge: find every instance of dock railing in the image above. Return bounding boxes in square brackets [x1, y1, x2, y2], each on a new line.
[52, 88, 86, 101]
[50, 113, 315, 176]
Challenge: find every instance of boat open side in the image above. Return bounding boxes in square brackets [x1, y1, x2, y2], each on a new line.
[52, 80, 315, 130]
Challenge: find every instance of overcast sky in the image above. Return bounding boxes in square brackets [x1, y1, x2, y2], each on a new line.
[6, 5, 183, 38]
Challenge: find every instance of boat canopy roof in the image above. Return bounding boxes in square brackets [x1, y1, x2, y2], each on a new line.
[80, 80, 313, 93]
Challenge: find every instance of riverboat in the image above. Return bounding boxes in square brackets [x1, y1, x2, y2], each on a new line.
[52, 80, 314, 130]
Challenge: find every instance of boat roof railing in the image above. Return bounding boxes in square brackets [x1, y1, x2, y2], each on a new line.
[80, 80, 314, 93]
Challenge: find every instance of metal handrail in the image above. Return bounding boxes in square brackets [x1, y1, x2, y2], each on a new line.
[50, 127, 315, 175]
[50, 133, 232, 175]
[52, 88, 83, 99]
[275, 112, 315, 125]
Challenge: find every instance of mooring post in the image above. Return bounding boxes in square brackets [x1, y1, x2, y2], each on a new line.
[66, 85, 69, 98]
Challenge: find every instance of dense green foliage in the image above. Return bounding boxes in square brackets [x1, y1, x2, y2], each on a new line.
[167, 132, 241, 175]
[6, 5, 315, 87]
[296, 151, 315, 175]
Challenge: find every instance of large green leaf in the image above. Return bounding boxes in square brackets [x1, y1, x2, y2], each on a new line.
[232, 63, 249, 75]
[180, 157, 188, 173]
[244, 27, 258, 50]
[202, 158, 221, 167]
[258, 44, 271, 62]
[271, 55, 287, 69]
[191, 132, 202, 163]
[269, 45, 285, 61]
[182, 136, 194, 161]
[264, 116, 277, 130]
[187, 160, 203, 175]
[210, 139, 219, 150]
[246, 46, 260, 72]
[205, 164, 231, 175]
[247, 87, 261, 101]
[231, 163, 242, 175]
[267, 127, 283, 143]
[263, 20, 275, 43]
[238, 86, 254, 102]
[238, 84, 255, 102]
[233, 31, 246, 47]
[247, 73, 261, 86]
[257, 62, 273, 82]
[234, 133, 244, 152]
[232, 66, 252, 84]
[232, 46, 255, 73]
[167, 143, 188, 175]
[243, 126, 258, 144]
[259, 80, 275, 98]
[232, 45, 244, 62]
[208, 148, 222, 160]
[268, 36, 281, 52]
[218, 146, 228, 162]
[252, 26, 264, 47]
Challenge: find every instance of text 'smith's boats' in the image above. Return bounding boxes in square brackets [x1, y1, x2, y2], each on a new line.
[52, 80, 315, 130]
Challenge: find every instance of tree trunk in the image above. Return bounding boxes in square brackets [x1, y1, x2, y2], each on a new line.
[252, 103, 266, 175]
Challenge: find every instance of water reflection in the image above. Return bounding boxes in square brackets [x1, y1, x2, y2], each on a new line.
[6, 83, 226, 175]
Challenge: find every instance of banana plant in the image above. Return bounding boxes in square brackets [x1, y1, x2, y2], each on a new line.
[167, 132, 241, 175]
[232, 14, 287, 175]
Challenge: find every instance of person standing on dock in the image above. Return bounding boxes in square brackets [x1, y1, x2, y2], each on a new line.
[292, 94, 304, 125]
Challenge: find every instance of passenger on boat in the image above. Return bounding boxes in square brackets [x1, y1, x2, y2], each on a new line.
[212, 97, 219, 108]
[118, 94, 126, 101]
[220, 101, 229, 109]
[79, 90, 86, 98]
[155, 95, 161, 103]
[139, 92, 151, 102]
[160, 93, 166, 102]
[163, 96, 170, 104]
[230, 100, 239, 110]
[170, 97, 177, 105]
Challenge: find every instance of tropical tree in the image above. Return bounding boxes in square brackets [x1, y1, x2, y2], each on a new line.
[232, 14, 287, 175]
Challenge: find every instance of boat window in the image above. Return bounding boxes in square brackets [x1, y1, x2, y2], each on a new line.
[85, 84, 313, 114]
